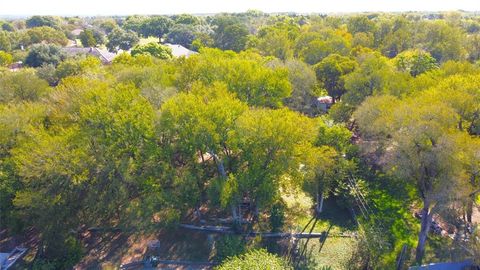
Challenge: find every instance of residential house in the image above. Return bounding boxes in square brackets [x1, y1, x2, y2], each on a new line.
[62, 47, 117, 64]
[164, 43, 197, 58]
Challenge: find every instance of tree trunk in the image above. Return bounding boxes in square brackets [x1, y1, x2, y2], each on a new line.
[210, 150, 226, 179]
[316, 192, 324, 215]
[209, 149, 237, 222]
[231, 204, 239, 222]
[466, 200, 473, 223]
[415, 200, 432, 264]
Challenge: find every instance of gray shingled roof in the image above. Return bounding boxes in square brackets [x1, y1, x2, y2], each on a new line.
[62, 47, 117, 64]
[164, 43, 197, 58]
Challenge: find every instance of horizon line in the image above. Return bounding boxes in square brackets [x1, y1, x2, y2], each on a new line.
[1, 9, 480, 18]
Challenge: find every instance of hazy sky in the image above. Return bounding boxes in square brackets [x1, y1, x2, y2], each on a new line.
[1, 0, 479, 16]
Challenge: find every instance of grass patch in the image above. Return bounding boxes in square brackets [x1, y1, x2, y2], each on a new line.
[293, 199, 357, 269]
[294, 199, 356, 234]
[301, 236, 356, 269]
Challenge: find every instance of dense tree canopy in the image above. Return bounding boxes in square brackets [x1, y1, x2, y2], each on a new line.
[106, 27, 140, 52]
[1, 11, 480, 269]
[24, 44, 66, 67]
[131, 42, 172, 59]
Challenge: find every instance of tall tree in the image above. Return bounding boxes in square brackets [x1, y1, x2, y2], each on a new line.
[176, 49, 292, 108]
[314, 54, 357, 102]
[25, 44, 66, 67]
[140, 16, 173, 41]
[354, 94, 474, 263]
[212, 16, 249, 52]
[106, 28, 139, 52]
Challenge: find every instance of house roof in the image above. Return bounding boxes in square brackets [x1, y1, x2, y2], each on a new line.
[62, 47, 117, 64]
[164, 43, 197, 58]
[409, 260, 474, 270]
[317, 96, 333, 104]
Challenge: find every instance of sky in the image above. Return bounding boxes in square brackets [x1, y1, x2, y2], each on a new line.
[0, 0, 479, 16]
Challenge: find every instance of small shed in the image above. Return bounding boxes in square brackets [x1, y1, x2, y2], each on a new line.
[313, 96, 334, 112]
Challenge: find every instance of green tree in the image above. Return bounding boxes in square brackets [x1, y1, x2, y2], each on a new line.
[418, 20, 466, 62]
[177, 49, 292, 108]
[98, 19, 118, 34]
[1, 21, 14, 32]
[158, 83, 247, 212]
[166, 24, 196, 49]
[78, 29, 104, 47]
[249, 21, 300, 60]
[0, 69, 50, 102]
[131, 42, 172, 59]
[354, 94, 474, 263]
[225, 108, 317, 217]
[173, 14, 201, 25]
[347, 15, 376, 35]
[26, 26, 68, 46]
[467, 33, 480, 62]
[106, 28, 139, 52]
[25, 44, 66, 67]
[140, 16, 173, 41]
[26, 16, 59, 28]
[79, 29, 97, 47]
[212, 16, 249, 52]
[55, 56, 102, 83]
[0, 31, 11, 51]
[0, 102, 47, 230]
[296, 29, 351, 65]
[268, 59, 318, 113]
[314, 54, 357, 102]
[0, 50, 13, 66]
[377, 16, 415, 57]
[394, 50, 438, 77]
[342, 52, 410, 108]
[12, 80, 158, 263]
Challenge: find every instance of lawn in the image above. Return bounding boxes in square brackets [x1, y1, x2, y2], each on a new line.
[293, 199, 358, 269]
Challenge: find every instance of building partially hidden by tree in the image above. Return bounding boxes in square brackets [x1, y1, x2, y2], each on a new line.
[62, 47, 117, 64]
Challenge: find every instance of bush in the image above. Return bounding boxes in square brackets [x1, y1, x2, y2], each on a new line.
[33, 236, 84, 270]
[0, 50, 13, 66]
[215, 249, 292, 270]
[215, 235, 246, 262]
[0, 69, 50, 102]
[269, 203, 285, 233]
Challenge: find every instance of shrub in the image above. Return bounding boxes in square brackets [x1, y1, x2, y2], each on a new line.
[215, 249, 292, 270]
[0, 51, 13, 66]
[215, 235, 246, 262]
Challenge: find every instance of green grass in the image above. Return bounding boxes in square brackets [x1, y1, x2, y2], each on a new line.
[293, 199, 358, 269]
[294, 199, 356, 234]
[301, 236, 356, 269]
